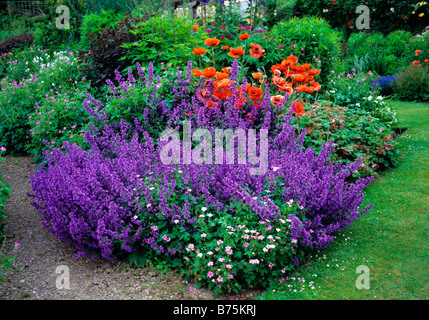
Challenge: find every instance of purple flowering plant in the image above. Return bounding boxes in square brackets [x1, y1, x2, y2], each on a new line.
[28, 59, 374, 293]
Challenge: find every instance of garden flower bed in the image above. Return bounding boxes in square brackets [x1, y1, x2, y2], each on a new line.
[0, 0, 428, 299]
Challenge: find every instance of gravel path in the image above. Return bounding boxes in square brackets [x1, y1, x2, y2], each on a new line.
[0, 156, 260, 300]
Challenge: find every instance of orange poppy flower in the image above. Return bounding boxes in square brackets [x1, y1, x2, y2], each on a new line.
[248, 87, 263, 100]
[288, 56, 298, 65]
[214, 78, 232, 89]
[425, 59, 429, 63]
[415, 49, 421, 56]
[272, 76, 289, 92]
[249, 43, 264, 59]
[215, 72, 229, 80]
[228, 46, 245, 58]
[193, 25, 199, 31]
[307, 86, 315, 94]
[253, 101, 263, 108]
[191, 68, 203, 77]
[252, 72, 263, 80]
[302, 63, 311, 70]
[204, 37, 220, 47]
[284, 87, 294, 96]
[222, 67, 231, 74]
[270, 95, 284, 107]
[273, 69, 282, 77]
[412, 60, 420, 66]
[239, 33, 250, 41]
[295, 85, 308, 93]
[221, 45, 229, 50]
[307, 68, 320, 75]
[202, 67, 217, 78]
[310, 81, 321, 91]
[206, 100, 218, 109]
[293, 101, 305, 116]
[192, 47, 206, 55]
[292, 74, 305, 82]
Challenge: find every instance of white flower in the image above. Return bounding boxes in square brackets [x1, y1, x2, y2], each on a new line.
[147, 203, 151, 208]
[174, 219, 179, 224]
[367, 96, 373, 101]
[201, 207, 207, 212]
[207, 213, 212, 217]
[133, 215, 138, 220]
[377, 96, 383, 100]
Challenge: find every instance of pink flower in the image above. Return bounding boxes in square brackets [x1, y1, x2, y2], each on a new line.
[219, 257, 225, 262]
[14, 242, 20, 247]
[243, 242, 249, 247]
[208, 271, 214, 278]
[226, 264, 232, 269]
[217, 276, 223, 282]
[208, 261, 214, 266]
[228, 274, 233, 280]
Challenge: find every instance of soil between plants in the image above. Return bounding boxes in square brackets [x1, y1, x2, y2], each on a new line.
[0, 156, 261, 300]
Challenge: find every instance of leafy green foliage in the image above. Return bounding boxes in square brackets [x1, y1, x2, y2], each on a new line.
[122, 14, 206, 71]
[345, 31, 417, 76]
[294, 0, 428, 35]
[323, 71, 398, 126]
[0, 153, 12, 284]
[0, 32, 34, 56]
[392, 64, 429, 102]
[270, 16, 341, 82]
[79, 9, 126, 47]
[294, 101, 401, 178]
[79, 13, 150, 87]
[182, 198, 300, 294]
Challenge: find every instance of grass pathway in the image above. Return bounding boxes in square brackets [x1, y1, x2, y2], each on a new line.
[260, 101, 429, 300]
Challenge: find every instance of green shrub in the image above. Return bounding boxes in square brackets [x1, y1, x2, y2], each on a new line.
[391, 64, 429, 102]
[270, 16, 341, 82]
[0, 32, 34, 56]
[122, 14, 207, 71]
[324, 70, 397, 124]
[294, 0, 428, 35]
[295, 101, 401, 178]
[403, 26, 429, 66]
[345, 32, 395, 75]
[33, 0, 85, 49]
[79, 9, 126, 47]
[0, 46, 90, 156]
[79, 13, 150, 87]
[385, 30, 413, 58]
[181, 198, 300, 294]
[0, 150, 12, 284]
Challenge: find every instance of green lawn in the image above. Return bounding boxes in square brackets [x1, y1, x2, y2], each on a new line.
[259, 101, 429, 300]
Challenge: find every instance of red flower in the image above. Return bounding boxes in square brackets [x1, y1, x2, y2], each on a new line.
[248, 87, 263, 100]
[249, 43, 265, 59]
[292, 101, 305, 116]
[403, 16, 407, 20]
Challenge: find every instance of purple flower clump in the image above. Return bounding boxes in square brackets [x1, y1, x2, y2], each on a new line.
[28, 60, 374, 261]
